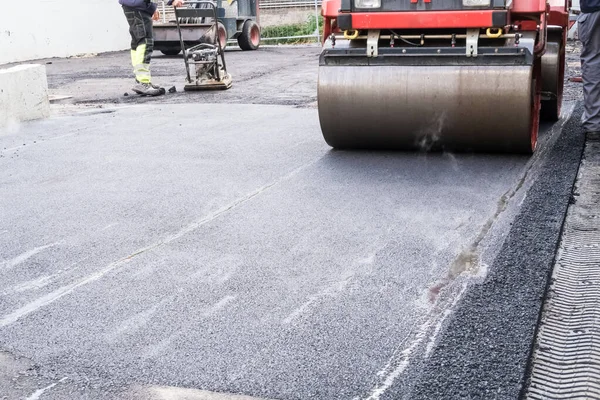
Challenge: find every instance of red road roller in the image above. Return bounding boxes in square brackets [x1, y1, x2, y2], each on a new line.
[318, 0, 569, 153]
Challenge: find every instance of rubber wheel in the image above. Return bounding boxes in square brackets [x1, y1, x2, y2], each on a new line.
[160, 48, 181, 56]
[238, 20, 260, 51]
[217, 22, 228, 50]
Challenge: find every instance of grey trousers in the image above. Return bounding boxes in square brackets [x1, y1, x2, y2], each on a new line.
[579, 10, 600, 132]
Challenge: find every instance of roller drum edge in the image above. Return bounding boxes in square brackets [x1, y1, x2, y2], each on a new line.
[540, 41, 564, 121]
[317, 64, 535, 153]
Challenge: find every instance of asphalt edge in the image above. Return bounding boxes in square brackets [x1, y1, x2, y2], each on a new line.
[405, 103, 586, 400]
[517, 105, 587, 399]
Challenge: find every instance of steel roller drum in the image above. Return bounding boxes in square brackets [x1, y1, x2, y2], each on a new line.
[317, 64, 535, 153]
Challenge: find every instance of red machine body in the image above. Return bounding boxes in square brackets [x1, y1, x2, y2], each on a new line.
[322, 0, 568, 38]
[316, 0, 570, 153]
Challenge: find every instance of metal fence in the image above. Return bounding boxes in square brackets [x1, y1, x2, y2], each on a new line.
[258, 0, 323, 43]
[156, 0, 323, 44]
[260, 0, 322, 7]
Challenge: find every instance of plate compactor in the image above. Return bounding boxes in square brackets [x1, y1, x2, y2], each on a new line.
[318, 0, 569, 153]
[174, 1, 233, 90]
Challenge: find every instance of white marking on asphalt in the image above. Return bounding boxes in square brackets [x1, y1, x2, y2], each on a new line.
[26, 377, 68, 400]
[1, 243, 57, 269]
[0, 159, 320, 328]
[358, 254, 376, 265]
[283, 272, 354, 324]
[215, 271, 233, 284]
[10, 275, 53, 293]
[141, 385, 270, 400]
[142, 332, 180, 360]
[100, 222, 119, 231]
[283, 298, 317, 325]
[2, 256, 90, 296]
[1, 256, 90, 296]
[424, 283, 468, 357]
[202, 295, 237, 318]
[366, 283, 469, 400]
[367, 320, 434, 400]
[105, 297, 173, 342]
[141, 296, 236, 358]
[0, 258, 135, 327]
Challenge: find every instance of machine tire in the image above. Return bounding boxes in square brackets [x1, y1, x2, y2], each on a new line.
[528, 61, 543, 154]
[540, 39, 565, 121]
[160, 48, 181, 56]
[238, 20, 260, 51]
[217, 22, 228, 50]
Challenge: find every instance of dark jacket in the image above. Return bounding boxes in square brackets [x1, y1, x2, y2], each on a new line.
[119, 0, 157, 14]
[581, 0, 600, 13]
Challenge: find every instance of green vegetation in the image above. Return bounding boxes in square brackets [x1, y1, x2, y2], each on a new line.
[260, 14, 324, 44]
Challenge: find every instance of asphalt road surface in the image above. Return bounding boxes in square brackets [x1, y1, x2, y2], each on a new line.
[0, 45, 584, 400]
[41, 46, 321, 108]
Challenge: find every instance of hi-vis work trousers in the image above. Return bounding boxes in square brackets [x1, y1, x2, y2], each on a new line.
[123, 8, 154, 84]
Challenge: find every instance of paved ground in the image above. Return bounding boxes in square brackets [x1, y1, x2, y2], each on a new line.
[39, 45, 320, 109]
[34, 41, 583, 109]
[565, 40, 584, 101]
[0, 43, 586, 399]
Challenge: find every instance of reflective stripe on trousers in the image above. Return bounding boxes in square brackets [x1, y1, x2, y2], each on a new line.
[123, 8, 155, 84]
[131, 43, 152, 84]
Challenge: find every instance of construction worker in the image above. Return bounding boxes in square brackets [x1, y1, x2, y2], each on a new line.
[579, 0, 600, 134]
[118, 0, 184, 96]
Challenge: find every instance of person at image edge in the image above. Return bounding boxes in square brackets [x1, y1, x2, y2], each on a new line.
[579, 0, 600, 134]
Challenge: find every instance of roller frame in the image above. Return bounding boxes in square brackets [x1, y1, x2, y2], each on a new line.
[317, 0, 567, 154]
[320, 46, 534, 66]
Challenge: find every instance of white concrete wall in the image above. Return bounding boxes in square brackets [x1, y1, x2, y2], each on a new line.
[0, 1, 130, 65]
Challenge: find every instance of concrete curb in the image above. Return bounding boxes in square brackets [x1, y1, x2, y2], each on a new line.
[0, 64, 50, 130]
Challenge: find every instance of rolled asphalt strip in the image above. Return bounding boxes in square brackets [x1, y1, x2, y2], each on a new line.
[393, 103, 587, 400]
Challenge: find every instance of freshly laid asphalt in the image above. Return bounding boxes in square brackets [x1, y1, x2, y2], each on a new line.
[0, 40, 588, 399]
[395, 105, 586, 399]
[0, 98, 581, 399]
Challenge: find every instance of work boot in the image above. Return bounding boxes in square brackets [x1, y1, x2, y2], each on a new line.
[132, 81, 165, 96]
[148, 82, 165, 91]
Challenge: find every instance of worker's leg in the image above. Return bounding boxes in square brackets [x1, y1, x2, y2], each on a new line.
[123, 9, 142, 78]
[123, 9, 162, 95]
[579, 11, 600, 132]
[133, 11, 155, 84]
[125, 10, 154, 84]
